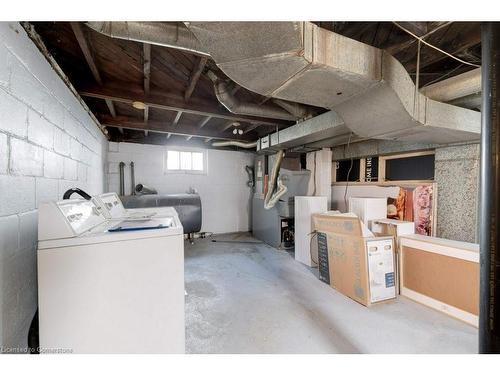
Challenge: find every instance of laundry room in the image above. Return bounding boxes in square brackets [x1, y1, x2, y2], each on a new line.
[1, 2, 500, 371]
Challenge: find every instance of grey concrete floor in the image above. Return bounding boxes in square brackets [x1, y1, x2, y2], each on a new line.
[184, 232, 478, 354]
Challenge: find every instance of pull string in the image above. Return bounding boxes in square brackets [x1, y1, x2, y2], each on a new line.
[392, 22, 481, 68]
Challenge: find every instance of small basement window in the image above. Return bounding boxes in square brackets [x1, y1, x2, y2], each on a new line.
[165, 149, 207, 174]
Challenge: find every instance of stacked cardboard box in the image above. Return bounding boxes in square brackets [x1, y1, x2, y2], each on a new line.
[313, 213, 396, 307]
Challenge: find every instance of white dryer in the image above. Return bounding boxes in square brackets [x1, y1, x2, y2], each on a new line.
[37, 198, 185, 353]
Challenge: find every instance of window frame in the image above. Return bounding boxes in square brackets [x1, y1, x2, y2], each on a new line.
[332, 150, 435, 186]
[164, 147, 208, 175]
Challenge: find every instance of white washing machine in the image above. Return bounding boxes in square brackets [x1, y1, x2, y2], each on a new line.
[37, 198, 185, 353]
[92, 192, 179, 221]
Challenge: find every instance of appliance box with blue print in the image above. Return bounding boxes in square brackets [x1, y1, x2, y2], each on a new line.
[313, 213, 396, 307]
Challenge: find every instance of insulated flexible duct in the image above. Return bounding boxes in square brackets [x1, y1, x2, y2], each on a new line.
[264, 150, 288, 210]
[211, 140, 258, 149]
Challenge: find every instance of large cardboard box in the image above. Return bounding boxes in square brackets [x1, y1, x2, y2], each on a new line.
[313, 213, 396, 306]
[399, 234, 479, 327]
[371, 218, 415, 294]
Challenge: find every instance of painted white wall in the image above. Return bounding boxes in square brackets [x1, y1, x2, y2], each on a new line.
[107, 142, 255, 234]
[0, 22, 107, 351]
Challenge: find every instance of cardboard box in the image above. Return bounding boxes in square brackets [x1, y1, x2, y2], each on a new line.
[348, 197, 387, 229]
[399, 234, 479, 327]
[313, 213, 396, 306]
[371, 219, 415, 239]
[371, 218, 415, 294]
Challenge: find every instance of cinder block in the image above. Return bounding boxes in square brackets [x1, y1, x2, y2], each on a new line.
[43, 150, 63, 179]
[0, 175, 36, 216]
[0, 214, 19, 260]
[0, 132, 8, 174]
[9, 138, 44, 176]
[35, 177, 59, 207]
[9, 60, 49, 116]
[69, 137, 82, 161]
[77, 162, 87, 182]
[63, 157, 78, 181]
[0, 44, 11, 87]
[54, 127, 70, 156]
[27, 110, 54, 149]
[0, 89, 28, 137]
[19, 210, 37, 251]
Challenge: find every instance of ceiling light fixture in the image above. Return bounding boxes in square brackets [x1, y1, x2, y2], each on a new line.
[132, 101, 146, 110]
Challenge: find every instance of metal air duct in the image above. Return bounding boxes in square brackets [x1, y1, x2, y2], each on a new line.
[185, 22, 480, 144]
[85, 21, 209, 56]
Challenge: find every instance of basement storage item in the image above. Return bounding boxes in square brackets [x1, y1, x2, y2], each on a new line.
[313, 213, 396, 306]
[399, 234, 479, 327]
[294, 196, 328, 267]
[37, 198, 185, 353]
[348, 197, 388, 229]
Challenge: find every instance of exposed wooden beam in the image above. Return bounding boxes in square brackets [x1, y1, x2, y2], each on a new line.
[144, 130, 149, 136]
[185, 135, 193, 141]
[222, 121, 236, 132]
[173, 111, 183, 126]
[98, 114, 254, 141]
[143, 106, 149, 123]
[204, 137, 212, 143]
[105, 99, 116, 118]
[198, 116, 212, 128]
[243, 123, 260, 134]
[386, 22, 452, 56]
[166, 133, 172, 139]
[184, 56, 208, 102]
[78, 82, 285, 127]
[71, 22, 117, 119]
[143, 43, 151, 96]
[70, 22, 102, 84]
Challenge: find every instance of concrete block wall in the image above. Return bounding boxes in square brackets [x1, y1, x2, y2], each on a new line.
[331, 139, 480, 243]
[107, 142, 254, 234]
[0, 22, 107, 351]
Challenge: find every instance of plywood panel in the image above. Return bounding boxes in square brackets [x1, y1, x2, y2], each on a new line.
[402, 246, 479, 315]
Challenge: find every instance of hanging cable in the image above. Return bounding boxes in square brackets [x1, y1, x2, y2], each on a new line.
[343, 132, 354, 210]
[392, 22, 481, 68]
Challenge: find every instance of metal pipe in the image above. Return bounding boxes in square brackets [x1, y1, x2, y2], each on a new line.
[213, 80, 296, 121]
[211, 140, 258, 149]
[421, 68, 481, 103]
[85, 22, 209, 56]
[479, 22, 500, 354]
[272, 99, 312, 120]
[130, 161, 136, 196]
[119, 162, 125, 196]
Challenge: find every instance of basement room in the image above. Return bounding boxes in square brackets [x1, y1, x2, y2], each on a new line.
[1, 1, 499, 370]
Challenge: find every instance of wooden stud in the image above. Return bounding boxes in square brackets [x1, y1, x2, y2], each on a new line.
[184, 56, 208, 102]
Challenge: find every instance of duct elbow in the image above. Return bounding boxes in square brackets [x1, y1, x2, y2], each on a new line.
[213, 81, 296, 121]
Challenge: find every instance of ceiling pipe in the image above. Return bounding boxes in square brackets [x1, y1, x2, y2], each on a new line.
[85, 21, 210, 56]
[421, 68, 481, 103]
[211, 140, 258, 149]
[213, 79, 297, 121]
[272, 99, 313, 120]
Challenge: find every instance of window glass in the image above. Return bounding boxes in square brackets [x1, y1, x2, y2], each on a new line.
[180, 152, 192, 170]
[167, 150, 180, 170]
[192, 152, 204, 171]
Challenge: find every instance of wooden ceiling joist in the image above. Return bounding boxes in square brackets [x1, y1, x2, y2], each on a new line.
[99, 114, 254, 141]
[78, 83, 285, 126]
[70, 22, 117, 119]
[185, 56, 208, 102]
[173, 111, 183, 126]
[198, 116, 212, 128]
[70, 22, 103, 85]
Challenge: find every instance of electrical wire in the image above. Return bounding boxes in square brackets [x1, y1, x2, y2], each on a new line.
[308, 230, 319, 266]
[392, 22, 481, 68]
[343, 132, 354, 210]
